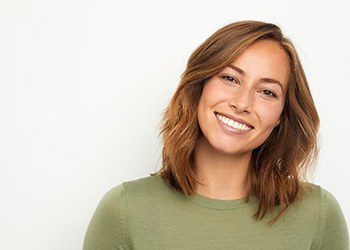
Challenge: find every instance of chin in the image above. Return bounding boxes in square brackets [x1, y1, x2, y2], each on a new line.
[212, 143, 252, 157]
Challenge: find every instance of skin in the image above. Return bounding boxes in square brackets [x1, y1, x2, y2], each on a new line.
[195, 39, 290, 200]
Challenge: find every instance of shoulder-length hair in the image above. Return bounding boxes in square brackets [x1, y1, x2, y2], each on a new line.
[157, 20, 319, 222]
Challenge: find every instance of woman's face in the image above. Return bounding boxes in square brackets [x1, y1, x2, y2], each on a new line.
[197, 39, 290, 157]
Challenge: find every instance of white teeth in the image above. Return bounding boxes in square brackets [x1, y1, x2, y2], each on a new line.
[228, 119, 234, 126]
[216, 113, 252, 131]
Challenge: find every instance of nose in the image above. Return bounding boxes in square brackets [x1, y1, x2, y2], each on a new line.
[229, 87, 253, 113]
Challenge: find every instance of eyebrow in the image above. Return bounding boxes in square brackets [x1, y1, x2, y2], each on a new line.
[227, 64, 245, 75]
[227, 64, 284, 91]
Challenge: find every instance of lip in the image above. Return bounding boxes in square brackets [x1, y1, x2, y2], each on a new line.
[214, 111, 254, 129]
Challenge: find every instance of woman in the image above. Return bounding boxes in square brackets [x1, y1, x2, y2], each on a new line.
[83, 20, 349, 249]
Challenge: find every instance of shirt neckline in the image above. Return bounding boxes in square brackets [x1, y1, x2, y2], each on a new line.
[187, 193, 257, 210]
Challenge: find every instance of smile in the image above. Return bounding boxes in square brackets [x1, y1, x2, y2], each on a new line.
[215, 113, 253, 131]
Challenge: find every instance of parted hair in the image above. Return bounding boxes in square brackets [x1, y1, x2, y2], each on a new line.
[157, 20, 319, 222]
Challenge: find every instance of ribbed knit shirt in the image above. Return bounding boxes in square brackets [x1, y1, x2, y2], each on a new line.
[83, 176, 349, 250]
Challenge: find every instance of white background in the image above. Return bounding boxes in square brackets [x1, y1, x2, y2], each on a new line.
[1, 0, 349, 249]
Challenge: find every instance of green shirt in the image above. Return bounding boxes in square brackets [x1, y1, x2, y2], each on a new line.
[83, 176, 349, 250]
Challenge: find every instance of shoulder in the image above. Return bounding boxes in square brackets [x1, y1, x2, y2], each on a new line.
[104, 175, 169, 196]
[300, 183, 349, 249]
[300, 183, 344, 213]
[83, 175, 173, 249]
[83, 181, 128, 249]
[298, 184, 346, 224]
[87, 176, 168, 222]
[300, 183, 335, 204]
[122, 175, 168, 192]
[103, 175, 180, 205]
[122, 175, 183, 203]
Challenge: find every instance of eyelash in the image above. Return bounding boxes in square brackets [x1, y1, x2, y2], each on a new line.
[260, 89, 277, 98]
[221, 74, 278, 98]
[222, 75, 239, 84]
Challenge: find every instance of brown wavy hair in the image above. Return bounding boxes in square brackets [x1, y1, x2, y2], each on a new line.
[157, 20, 319, 222]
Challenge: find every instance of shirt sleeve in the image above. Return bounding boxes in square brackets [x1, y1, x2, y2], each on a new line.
[83, 184, 128, 250]
[318, 188, 349, 250]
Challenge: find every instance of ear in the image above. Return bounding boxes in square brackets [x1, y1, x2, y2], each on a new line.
[275, 119, 280, 127]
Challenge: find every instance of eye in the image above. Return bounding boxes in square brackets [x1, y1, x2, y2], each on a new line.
[222, 75, 239, 85]
[260, 89, 277, 98]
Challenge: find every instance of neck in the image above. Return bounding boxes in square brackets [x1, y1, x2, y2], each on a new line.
[194, 137, 251, 200]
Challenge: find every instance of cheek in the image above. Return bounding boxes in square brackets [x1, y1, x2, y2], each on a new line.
[258, 104, 284, 128]
[197, 83, 220, 114]
[197, 94, 210, 128]
[200, 83, 231, 109]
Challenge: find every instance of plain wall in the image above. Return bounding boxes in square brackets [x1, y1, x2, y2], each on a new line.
[0, 0, 349, 249]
